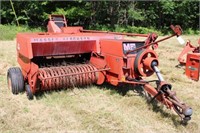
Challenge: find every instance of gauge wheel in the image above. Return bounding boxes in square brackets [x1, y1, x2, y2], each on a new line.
[7, 67, 25, 94]
[25, 84, 34, 100]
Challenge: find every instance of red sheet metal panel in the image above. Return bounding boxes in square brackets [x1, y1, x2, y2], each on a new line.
[100, 39, 124, 57]
[185, 53, 200, 81]
[17, 33, 33, 59]
[17, 32, 124, 59]
[32, 41, 96, 56]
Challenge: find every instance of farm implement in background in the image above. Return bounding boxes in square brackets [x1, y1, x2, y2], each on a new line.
[178, 38, 200, 81]
[7, 15, 192, 123]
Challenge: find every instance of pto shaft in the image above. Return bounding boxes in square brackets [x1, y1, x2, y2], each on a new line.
[151, 60, 193, 122]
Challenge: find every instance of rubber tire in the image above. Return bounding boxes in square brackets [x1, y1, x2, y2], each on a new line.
[7, 67, 25, 95]
[25, 84, 34, 100]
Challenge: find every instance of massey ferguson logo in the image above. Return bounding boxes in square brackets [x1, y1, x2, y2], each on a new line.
[122, 42, 144, 54]
[123, 43, 136, 51]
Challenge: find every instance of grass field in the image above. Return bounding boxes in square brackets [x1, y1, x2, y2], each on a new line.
[0, 35, 199, 133]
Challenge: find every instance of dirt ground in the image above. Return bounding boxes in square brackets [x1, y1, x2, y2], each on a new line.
[0, 35, 199, 133]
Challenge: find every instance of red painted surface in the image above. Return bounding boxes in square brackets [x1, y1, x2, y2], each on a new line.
[185, 53, 200, 81]
[178, 39, 200, 80]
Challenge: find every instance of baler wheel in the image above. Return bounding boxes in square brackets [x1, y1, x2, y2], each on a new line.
[25, 84, 34, 100]
[7, 67, 25, 94]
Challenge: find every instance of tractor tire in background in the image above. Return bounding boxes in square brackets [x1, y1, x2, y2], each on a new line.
[7, 67, 25, 94]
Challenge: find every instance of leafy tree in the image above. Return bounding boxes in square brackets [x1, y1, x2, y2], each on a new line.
[0, 0, 199, 33]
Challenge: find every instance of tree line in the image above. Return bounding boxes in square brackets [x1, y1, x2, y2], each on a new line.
[1, 0, 199, 33]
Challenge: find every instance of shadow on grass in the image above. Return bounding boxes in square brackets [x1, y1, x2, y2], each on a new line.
[149, 101, 183, 127]
[33, 82, 186, 127]
[97, 82, 186, 127]
[34, 85, 92, 100]
[34, 88, 66, 100]
[97, 82, 143, 96]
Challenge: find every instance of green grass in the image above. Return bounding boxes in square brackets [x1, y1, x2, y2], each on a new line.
[89, 24, 199, 35]
[89, 24, 163, 35]
[0, 24, 43, 40]
[1, 24, 199, 41]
